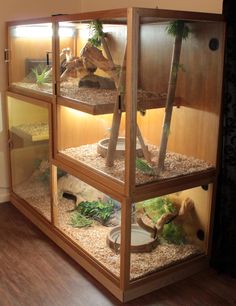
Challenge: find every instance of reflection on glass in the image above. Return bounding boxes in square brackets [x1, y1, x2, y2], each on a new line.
[9, 23, 53, 95]
[129, 186, 209, 280]
[134, 19, 220, 185]
[8, 96, 51, 220]
[56, 169, 121, 277]
[58, 20, 127, 102]
[58, 106, 126, 182]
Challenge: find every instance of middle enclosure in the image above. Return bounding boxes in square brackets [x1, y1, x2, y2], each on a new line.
[55, 9, 222, 197]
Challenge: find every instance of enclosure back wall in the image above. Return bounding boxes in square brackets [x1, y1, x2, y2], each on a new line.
[57, 20, 224, 166]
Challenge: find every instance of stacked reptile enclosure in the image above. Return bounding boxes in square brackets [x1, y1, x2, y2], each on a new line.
[5, 8, 225, 302]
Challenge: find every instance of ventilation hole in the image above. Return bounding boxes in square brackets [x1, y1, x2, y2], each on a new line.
[201, 184, 209, 191]
[197, 229, 205, 241]
[209, 38, 219, 51]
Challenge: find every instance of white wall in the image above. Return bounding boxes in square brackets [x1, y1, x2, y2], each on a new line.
[0, 0, 81, 203]
[80, 0, 223, 13]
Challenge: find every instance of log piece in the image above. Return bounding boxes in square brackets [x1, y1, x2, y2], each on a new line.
[80, 43, 120, 87]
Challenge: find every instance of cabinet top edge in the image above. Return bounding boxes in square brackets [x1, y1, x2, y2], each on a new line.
[6, 7, 224, 26]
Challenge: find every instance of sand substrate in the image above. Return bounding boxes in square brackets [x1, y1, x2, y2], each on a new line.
[14, 176, 203, 280]
[61, 143, 213, 184]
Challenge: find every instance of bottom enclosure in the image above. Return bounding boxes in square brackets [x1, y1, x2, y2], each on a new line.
[13, 163, 212, 285]
[9, 162, 213, 301]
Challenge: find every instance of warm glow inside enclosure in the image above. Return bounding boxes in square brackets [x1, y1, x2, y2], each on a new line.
[54, 13, 224, 187]
[55, 168, 121, 279]
[51, 166, 212, 281]
[8, 22, 53, 95]
[57, 105, 126, 183]
[58, 19, 127, 101]
[135, 17, 224, 184]
[6, 8, 225, 302]
[7, 94, 51, 220]
[129, 185, 212, 280]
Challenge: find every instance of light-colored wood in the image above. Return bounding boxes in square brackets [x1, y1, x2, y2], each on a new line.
[105, 100, 122, 167]
[137, 22, 225, 165]
[57, 90, 176, 115]
[5, 7, 226, 303]
[124, 256, 208, 302]
[120, 198, 132, 290]
[10, 194, 123, 300]
[136, 125, 151, 163]
[133, 168, 216, 202]
[53, 8, 128, 23]
[9, 36, 51, 83]
[51, 164, 58, 226]
[7, 91, 52, 107]
[125, 7, 139, 196]
[10, 193, 209, 303]
[53, 155, 125, 201]
[57, 104, 125, 149]
[7, 17, 53, 27]
[8, 86, 53, 103]
[136, 7, 224, 22]
[103, 32, 126, 167]
[155, 21, 185, 174]
[180, 185, 213, 252]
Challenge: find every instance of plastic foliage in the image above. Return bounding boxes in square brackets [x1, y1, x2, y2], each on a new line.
[31, 65, 50, 85]
[166, 20, 190, 40]
[136, 158, 154, 175]
[162, 222, 186, 245]
[142, 196, 186, 245]
[70, 212, 92, 228]
[143, 196, 176, 223]
[75, 199, 114, 224]
[88, 20, 104, 47]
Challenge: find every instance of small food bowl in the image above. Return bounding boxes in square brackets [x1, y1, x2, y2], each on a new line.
[97, 137, 144, 158]
[107, 224, 158, 253]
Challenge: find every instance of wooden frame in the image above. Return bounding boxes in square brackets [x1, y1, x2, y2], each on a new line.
[6, 17, 55, 103]
[5, 7, 226, 302]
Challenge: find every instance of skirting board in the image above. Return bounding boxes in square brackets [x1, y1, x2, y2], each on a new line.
[0, 189, 10, 203]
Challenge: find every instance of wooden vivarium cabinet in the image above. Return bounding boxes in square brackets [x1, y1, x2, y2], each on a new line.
[5, 8, 225, 302]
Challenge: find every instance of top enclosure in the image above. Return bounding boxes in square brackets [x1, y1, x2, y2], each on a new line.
[7, 18, 54, 100]
[6, 8, 225, 198]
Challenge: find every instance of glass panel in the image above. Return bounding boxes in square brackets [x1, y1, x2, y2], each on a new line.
[58, 105, 126, 183]
[58, 19, 127, 103]
[135, 18, 223, 185]
[130, 185, 210, 281]
[8, 23, 53, 95]
[8, 96, 51, 220]
[56, 169, 121, 278]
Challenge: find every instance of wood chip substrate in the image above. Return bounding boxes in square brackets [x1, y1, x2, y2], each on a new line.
[12, 82, 52, 94]
[11, 123, 49, 141]
[13, 174, 51, 221]
[14, 177, 203, 280]
[61, 143, 213, 184]
[11, 78, 167, 112]
[58, 197, 203, 280]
